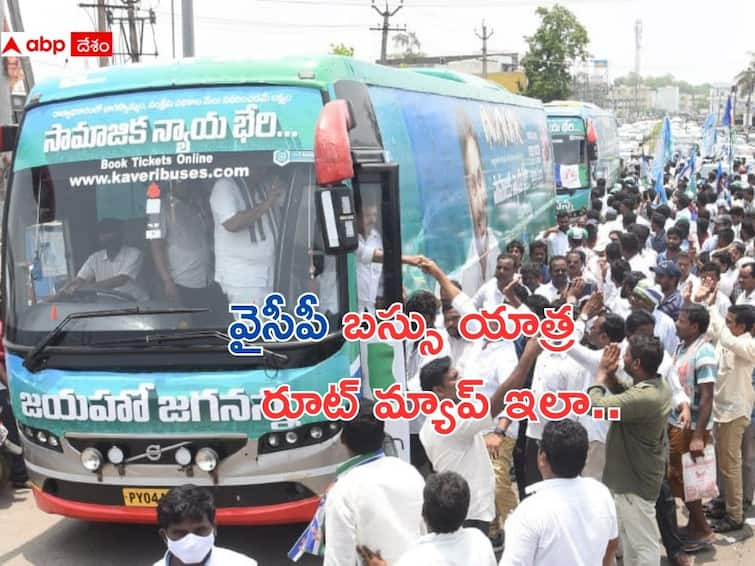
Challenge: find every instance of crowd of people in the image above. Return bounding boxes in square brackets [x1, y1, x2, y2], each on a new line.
[149, 166, 755, 565]
[336, 167, 755, 565]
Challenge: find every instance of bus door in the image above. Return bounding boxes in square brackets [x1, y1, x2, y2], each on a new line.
[311, 84, 410, 461]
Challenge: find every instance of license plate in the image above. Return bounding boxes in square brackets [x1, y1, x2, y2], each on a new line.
[122, 488, 169, 507]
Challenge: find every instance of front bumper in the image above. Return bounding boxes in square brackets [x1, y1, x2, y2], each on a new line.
[32, 485, 319, 525]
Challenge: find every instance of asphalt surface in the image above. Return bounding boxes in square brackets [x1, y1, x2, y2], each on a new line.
[1, 485, 754, 565]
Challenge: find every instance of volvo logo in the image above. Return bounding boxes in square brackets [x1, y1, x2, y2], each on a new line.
[145, 444, 162, 462]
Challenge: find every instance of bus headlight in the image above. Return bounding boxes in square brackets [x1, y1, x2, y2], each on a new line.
[285, 432, 298, 445]
[81, 447, 103, 472]
[195, 448, 218, 472]
[309, 426, 323, 440]
[107, 445, 125, 465]
[175, 446, 192, 467]
[258, 422, 342, 454]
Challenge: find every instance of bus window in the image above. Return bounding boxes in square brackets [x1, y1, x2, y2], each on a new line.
[355, 183, 386, 313]
[552, 137, 587, 167]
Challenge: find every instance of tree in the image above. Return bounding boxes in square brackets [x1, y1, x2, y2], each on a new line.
[736, 53, 755, 132]
[330, 43, 355, 57]
[389, 31, 424, 63]
[521, 4, 589, 102]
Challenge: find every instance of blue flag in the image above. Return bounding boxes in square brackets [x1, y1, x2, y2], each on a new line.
[288, 450, 385, 561]
[722, 95, 732, 127]
[702, 113, 716, 157]
[655, 169, 667, 204]
[652, 116, 673, 179]
[714, 160, 723, 190]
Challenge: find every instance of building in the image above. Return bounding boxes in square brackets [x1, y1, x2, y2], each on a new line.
[612, 84, 657, 121]
[709, 83, 732, 122]
[382, 52, 526, 93]
[656, 86, 679, 113]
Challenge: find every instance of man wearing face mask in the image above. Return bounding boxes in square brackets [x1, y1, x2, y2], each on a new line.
[55, 218, 148, 301]
[154, 484, 257, 566]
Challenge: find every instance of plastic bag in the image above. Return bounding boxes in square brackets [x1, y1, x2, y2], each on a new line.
[682, 444, 719, 502]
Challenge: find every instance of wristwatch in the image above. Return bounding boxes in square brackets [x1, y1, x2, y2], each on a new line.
[493, 427, 507, 436]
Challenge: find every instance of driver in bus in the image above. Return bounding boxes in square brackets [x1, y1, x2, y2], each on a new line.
[456, 108, 500, 296]
[51, 218, 149, 302]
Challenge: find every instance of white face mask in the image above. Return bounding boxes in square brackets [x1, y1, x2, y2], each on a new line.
[167, 532, 215, 564]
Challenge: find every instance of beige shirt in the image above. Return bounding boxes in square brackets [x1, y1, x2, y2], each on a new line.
[707, 306, 755, 423]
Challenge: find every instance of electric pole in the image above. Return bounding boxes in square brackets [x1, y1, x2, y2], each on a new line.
[6, 0, 34, 91]
[79, 0, 158, 64]
[126, 0, 140, 62]
[634, 19, 642, 120]
[475, 20, 494, 79]
[370, 0, 405, 64]
[182, 0, 195, 57]
[97, 0, 109, 67]
[170, 0, 176, 59]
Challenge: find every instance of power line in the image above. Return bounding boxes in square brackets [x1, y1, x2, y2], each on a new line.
[475, 19, 494, 78]
[152, 10, 370, 28]
[370, 1, 406, 64]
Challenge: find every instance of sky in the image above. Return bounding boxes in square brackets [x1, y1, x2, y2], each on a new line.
[15, 0, 755, 87]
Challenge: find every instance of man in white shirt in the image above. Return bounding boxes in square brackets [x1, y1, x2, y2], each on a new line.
[324, 399, 425, 566]
[470, 337, 521, 547]
[524, 340, 584, 487]
[697, 263, 733, 317]
[358, 472, 496, 566]
[210, 176, 283, 305]
[56, 218, 148, 301]
[419, 343, 541, 535]
[150, 179, 213, 308]
[677, 252, 700, 294]
[538, 211, 571, 259]
[713, 250, 739, 300]
[356, 203, 384, 313]
[736, 262, 755, 306]
[562, 302, 626, 480]
[696, 289, 755, 532]
[629, 279, 680, 355]
[472, 254, 517, 310]
[534, 256, 568, 303]
[154, 484, 257, 566]
[621, 232, 654, 278]
[500, 420, 619, 566]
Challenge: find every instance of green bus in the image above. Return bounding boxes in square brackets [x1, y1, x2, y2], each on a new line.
[0, 55, 555, 524]
[546, 101, 620, 214]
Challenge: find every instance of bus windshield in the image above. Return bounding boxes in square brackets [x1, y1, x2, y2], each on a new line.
[4, 85, 342, 346]
[551, 135, 586, 167]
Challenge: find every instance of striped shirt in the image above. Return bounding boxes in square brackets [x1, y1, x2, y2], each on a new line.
[671, 336, 718, 430]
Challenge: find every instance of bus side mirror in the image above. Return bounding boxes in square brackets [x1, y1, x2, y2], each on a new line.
[586, 119, 598, 162]
[587, 141, 598, 162]
[314, 183, 359, 254]
[0, 125, 18, 152]
[314, 100, 355, 185]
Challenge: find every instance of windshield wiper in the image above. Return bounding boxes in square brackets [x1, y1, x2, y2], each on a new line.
[95, 329, 290, 363]
[23, 307, 208, 373]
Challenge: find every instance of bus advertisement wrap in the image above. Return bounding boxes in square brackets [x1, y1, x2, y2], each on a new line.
[370, 86, 556, 295]
[16, 85, 320, 170]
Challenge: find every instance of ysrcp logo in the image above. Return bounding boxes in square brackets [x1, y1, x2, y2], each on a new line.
[273, 150, 291, 167]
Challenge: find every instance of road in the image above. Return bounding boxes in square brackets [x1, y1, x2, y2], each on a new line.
[1, 486, 754, 565]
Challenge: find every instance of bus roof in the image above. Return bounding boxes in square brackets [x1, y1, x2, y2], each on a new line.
[27, 55, 543, 110]
[544, 100, 614, 120]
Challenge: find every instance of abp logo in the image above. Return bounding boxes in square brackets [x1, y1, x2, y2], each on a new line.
[0, 32, 112, 57]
